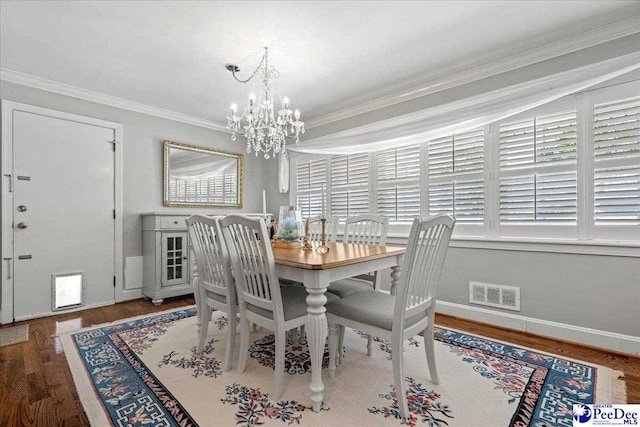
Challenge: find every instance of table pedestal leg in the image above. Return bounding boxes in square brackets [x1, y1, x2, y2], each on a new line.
[390, 264, 402, 296]
[305, 287, 328, 412]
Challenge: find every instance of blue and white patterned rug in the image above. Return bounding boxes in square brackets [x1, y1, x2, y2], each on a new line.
[60, 306, 624, 427]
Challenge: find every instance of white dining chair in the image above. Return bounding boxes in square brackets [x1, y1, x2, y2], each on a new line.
[326, 214, 455, 421]
[219, 214, 339, 401]
[327, 214, 390, 357]
[326, 214, 389, 298]
[186, 214, 237, 371]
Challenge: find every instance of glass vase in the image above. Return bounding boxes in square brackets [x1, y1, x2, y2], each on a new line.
[276, 206, 303, 243]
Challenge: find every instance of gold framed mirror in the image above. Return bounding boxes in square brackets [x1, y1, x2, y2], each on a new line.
[163, 140, 243, 208]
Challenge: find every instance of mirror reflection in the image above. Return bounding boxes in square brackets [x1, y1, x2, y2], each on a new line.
[163, 140, 243, 208]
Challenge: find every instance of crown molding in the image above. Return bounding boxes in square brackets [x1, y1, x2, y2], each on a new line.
[306, 14, 640, 129]
[0, 68, 230, 133]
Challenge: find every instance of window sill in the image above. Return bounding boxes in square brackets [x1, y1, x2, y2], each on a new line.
[385, 234, 640, 257]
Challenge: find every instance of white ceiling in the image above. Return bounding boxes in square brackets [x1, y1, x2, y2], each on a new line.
[1, 1, 639, 129]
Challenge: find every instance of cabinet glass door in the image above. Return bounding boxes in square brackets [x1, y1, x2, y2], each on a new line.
[161, 232, 188, 286]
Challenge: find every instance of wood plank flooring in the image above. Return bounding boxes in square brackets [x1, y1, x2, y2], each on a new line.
[1, 296, 637, 426]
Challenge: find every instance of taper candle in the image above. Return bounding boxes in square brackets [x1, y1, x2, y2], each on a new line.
[262, 189, 266, 216]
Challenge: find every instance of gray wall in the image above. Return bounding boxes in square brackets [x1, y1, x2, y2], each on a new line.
[0, 80, 266, 259]
[371, 246, 639, 338]
[280, 35, 640, 339]
[438, 248, 640, 337]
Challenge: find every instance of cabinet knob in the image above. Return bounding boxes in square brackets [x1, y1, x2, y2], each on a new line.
[174, 221, 179, 224]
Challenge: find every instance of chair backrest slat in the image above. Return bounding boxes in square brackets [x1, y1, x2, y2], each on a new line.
[219, 215, 284, 322]
[394, 214, 455, 325]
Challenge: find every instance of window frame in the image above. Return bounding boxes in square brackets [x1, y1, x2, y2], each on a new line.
[495, 98, 580, 239]
[376, 145, 422, 225]
[330, 153, 370, 218]
[293, 155, 329, 219]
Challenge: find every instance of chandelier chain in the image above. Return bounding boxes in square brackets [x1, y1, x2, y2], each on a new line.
[230, 48, 270, 84]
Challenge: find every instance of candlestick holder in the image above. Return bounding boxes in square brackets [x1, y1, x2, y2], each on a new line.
[302, 218, 312, 251]
[316, 217, 330, 254]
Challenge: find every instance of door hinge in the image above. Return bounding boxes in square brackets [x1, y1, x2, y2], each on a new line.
[113, 276, 116, 288]
[3, 174, 12, 192]
[113, 209, 116, 219]
[108, 140, 116, 151]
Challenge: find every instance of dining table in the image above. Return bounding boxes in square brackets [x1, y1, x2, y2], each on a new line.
[271, 241, 406, 412]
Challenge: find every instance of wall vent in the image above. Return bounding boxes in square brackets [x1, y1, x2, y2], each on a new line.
[469, 281, 520, 311]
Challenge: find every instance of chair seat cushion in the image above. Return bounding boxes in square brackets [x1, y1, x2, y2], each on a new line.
[326, 291, 425, 331]
[326, 278, 374, 298]
[247, 284, 339, 321]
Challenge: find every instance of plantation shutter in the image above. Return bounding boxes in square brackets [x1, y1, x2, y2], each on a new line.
[330, 154, 369, 218]
[593, 96, 640, 224]
[594, 96, 640, 161]
[427, 129, 484, 222]
[296, 158, 327, 219]
[594, 166, 640, 222]
[376, 145, 420, 222]
[297, 161, 311, 191]
[499, 111, 577, 223]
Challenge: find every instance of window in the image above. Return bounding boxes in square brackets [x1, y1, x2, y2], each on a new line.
[292, 79, 640, 243]
[593, 96, 640, 224]
[377, 145, 420, 222]
[296, 158, 327, 218]
[427, 129, 484, 222]
[331, 154, 369, 218]
[499, 111, 577, 224]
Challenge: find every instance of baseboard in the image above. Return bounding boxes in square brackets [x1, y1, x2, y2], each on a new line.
[436, 301, 640, 356]
[12, 301, 115, 322]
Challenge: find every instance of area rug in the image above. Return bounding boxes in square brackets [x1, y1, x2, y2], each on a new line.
[60, 307, 625, 427]
[0, 324, 28, 347]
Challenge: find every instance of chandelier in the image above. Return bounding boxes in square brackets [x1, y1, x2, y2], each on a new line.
[226, 47, 305, 159]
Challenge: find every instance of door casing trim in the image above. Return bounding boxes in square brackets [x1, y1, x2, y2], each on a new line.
[1, 100, 124, 323]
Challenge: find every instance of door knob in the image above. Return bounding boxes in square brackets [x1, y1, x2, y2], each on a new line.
[17, 205, 27, 212]
[17, 222, 28, 229]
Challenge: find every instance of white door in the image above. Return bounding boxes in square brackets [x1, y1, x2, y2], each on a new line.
[12, 109, 116, 321]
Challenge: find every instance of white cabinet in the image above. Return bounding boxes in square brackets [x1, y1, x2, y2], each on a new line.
[142, 213, 193, 305]
[141, 212, 271, 305]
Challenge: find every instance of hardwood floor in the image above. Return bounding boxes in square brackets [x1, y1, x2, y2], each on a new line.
[0, 296, 637, 426]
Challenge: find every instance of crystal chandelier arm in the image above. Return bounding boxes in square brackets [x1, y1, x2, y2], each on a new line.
[230, 48, 269, 84]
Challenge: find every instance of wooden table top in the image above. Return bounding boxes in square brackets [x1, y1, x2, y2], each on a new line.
[272, 242, 405, 270]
